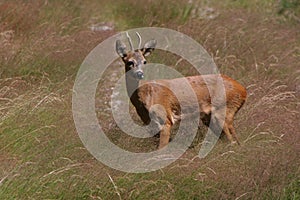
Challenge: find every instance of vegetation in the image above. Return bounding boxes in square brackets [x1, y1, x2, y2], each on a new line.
[0, 0, 299, 199]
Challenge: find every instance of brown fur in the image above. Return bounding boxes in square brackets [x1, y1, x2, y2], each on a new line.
[116, 39, 247, 149]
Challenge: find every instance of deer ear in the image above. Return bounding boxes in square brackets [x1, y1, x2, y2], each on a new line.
[142, 39, 156, 57]
[116, 40, 127, 58]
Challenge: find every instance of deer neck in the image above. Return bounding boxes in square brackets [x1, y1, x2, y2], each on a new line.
[125, 73, 151, 124]
[125, 73, 140, 104]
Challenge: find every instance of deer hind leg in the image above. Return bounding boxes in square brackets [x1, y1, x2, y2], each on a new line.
[228, 124, 240, 145]
[224, 110, 241, 145]
[222, 123, 235, 144]
[212, 109, 237, 144]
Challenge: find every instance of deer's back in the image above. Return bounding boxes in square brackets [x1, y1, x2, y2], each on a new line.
[136, 74, 247, 123]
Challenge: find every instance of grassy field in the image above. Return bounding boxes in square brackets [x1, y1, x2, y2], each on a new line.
[0, 0, 299, 199]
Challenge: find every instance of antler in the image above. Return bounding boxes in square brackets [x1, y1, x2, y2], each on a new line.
[125, 32, 142, 50]
[136, 32, 142, 49]
[126, 32, 133, 51]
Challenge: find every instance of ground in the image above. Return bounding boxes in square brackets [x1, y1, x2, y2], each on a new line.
[0, 0, 299, 199]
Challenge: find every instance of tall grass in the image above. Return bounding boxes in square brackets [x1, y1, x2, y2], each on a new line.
[0, 0, 299, 199]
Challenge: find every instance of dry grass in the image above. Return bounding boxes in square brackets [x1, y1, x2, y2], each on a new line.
[0, 0, 299, 199]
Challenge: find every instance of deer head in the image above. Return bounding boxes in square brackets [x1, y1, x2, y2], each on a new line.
[116, 33, 156, 80]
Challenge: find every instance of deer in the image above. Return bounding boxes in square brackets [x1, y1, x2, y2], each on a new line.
[115, 33, 247, 149]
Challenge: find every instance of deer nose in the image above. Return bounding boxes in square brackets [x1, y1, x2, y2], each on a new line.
[136, 71, 144, 79]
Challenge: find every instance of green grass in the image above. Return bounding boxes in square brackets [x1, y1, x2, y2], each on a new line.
[1, 0, 300, 199]
[281, 178, 300, 200]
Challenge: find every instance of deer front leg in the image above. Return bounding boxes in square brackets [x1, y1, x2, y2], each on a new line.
[159, 123, 171, 149]
[149, 104, 171, 149]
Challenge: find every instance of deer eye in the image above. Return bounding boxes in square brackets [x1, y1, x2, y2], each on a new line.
[143, 61, 147, 64]
[127, 61, 134, 67]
